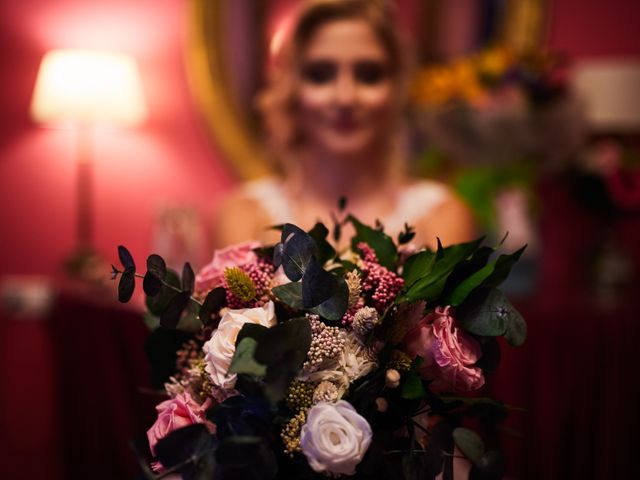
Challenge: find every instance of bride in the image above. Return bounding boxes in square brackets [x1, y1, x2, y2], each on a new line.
[213, 0, 475, 249]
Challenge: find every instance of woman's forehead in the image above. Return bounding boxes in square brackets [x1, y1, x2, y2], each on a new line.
[302, 18, 388, 62]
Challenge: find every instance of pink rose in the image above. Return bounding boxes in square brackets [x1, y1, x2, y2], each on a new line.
[147, 393, 211, 457]
[404, 306, 484, 393]
[195, 241, 260, 293]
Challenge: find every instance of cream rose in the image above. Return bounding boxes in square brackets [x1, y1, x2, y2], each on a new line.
[203, 301, 276, 389]
[300, 401, 372, 476]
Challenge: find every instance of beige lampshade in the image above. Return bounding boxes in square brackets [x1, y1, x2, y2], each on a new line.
[571, 59, 640, 133]
[31, 49, 147, 127]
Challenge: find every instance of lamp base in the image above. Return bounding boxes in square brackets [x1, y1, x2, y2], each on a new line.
[64, 246, 110, 285]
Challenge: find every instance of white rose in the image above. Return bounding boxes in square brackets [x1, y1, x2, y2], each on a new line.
[203, 301, 276, 389]
[300, 401, 372, 476]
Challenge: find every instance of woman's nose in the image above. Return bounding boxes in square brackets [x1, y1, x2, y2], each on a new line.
[334, 71, 356, 106]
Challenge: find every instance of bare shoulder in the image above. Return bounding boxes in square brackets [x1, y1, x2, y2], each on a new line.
[409, 180, 477, 248]
[212, 185, 274, 248]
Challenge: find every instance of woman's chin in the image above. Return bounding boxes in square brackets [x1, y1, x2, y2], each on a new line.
[317, 132, 376, 159]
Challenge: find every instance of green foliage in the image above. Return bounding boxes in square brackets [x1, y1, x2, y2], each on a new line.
[273, 224, 348, 320]
[453, 427, 484, 465]
[272, 282, 304, 310]
[307, 222, 336, 265]
[228, 338, 267, 377]
[397, 237, 484, 303]
[309, 276, 349, 320]
[230, 318, 312, 404]
[347, 215, 398, 270]
[400, 370, 425, 400]
[457, 288, 527, 346]
[199, 287, 226, 327]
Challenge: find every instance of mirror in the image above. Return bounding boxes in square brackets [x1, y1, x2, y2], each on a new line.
[186, 0, 549, 180]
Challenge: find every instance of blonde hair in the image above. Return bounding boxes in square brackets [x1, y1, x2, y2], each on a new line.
[256, 0, 411, 168]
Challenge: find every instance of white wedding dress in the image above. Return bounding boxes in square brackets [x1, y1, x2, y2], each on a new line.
[240, 176, 453, 236]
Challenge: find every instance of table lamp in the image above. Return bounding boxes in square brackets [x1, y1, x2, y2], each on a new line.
[30, 49, 147, 278]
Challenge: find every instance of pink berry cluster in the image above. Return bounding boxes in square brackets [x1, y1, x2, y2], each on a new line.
[341, 296, 365, 327]
[357, 242, 404, 313]
[225, 258, 275, 309]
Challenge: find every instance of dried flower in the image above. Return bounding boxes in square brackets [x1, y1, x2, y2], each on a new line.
[281, 410, 306, 457]
[286, 380, 316, 412]
[345, 270, 362, 308]
[352, 306, 379, 336]
[312, 381, 339, 404]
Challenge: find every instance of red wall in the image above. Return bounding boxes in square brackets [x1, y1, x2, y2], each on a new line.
[547, 0, 640, 58]
[1, 0, 639, 279]
[0, 0, 234, 278]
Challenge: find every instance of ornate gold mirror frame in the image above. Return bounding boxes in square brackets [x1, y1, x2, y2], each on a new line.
[186, 0, 549, 181]
[186, 0, 272, 180]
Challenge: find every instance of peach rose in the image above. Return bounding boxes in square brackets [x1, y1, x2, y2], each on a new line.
[195, 241, 260, 293]
[405, 306, 484, 393]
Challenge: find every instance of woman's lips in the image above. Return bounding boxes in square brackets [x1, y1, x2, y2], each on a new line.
[331, 117, 359, 133]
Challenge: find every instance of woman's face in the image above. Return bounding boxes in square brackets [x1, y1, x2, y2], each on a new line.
[296, 18, 395, 158]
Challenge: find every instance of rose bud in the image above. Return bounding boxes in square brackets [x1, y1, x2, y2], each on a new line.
[385, 368, 401, 388]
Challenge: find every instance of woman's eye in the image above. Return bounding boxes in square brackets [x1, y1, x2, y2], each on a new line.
[354, 61, 387, 85]
[301, 61, 336, 85]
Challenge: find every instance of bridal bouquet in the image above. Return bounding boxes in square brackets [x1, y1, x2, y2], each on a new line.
[113, 214, 526, 480]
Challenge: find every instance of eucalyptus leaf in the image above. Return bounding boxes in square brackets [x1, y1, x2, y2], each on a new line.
[235, 323, 269, 347]
[146, 254, 166, 279]
[309, 276, 349, 320]
[155, 424, 217, 477]
[118, 268, 135, 303]
[253, 317, 311, 366]
[272, 282, 304, 309]
[146, 269, 181, 315]
[249, 317, 312, 403]
[302, 258, 335, 308]
[273, 243, 284, 268]
[503, 303, 527, 347]
[348, 215, 397, 270]
[160, 290, 191, 328]
[457, 289, 527, 346]
[452, 427, 485, 466]
[182, 262, 195, 292]
[142, 271, 162, 296]
[199, 287, 226, 326]
[228, 338, 267, 377]
[279, 223, 317, 281]
[401, 370, 425, 400]
[118, 245, 135, 271]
